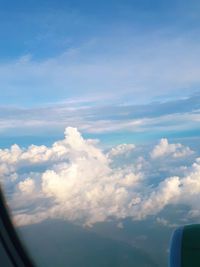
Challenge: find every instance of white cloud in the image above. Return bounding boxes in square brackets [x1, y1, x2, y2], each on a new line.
[0, 127, 142, 226]
[1, 32, 200, 108]
[18, 178, 35, 194]
[107, 144, 135, 158]
[137, 157, 200, 221]
[40, 128, 141, 225]
[1, 127, 200, 227]
[136, 176, 181, 219]
[150, 138, 194, 159]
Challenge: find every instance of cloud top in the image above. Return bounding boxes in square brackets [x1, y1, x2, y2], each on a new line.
[150, 138, 194, 159]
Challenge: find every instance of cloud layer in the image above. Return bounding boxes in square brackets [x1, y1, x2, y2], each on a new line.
[0, 127, 200, 227]
[1, 95, 200, 141]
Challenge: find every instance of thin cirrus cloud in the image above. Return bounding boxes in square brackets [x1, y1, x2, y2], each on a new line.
[0, 127, 200, 227]
[1, 32, 200, 106]
[1, 0, 200, 137]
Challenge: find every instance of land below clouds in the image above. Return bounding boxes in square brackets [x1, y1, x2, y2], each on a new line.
[18, 219, 159, 267]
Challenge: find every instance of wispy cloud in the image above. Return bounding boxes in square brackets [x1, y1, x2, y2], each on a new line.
[0, 96, 200, 141]
[1, 30, 200, 106]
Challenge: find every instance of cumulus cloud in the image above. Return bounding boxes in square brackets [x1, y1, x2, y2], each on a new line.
[150, 138, 194, 159]
[136, 176, 181, 219]
[18, 178, 35, 194]
[0, 127, 142, 226]
[107, 144, 135, 158]
[0, 127, 199, 227]
[143, 157, 200, 222]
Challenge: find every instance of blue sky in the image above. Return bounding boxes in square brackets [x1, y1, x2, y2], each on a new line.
[0, 0, 200, 144]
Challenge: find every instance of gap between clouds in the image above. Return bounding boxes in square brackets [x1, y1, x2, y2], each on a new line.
[0, 127, 199, 227]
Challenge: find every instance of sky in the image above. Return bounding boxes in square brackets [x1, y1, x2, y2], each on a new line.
[0, 1, 200, 101]
[1, 0, 200, 216]
[1, 2, 200, 266]
[0, 0, 200, 144]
